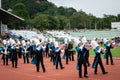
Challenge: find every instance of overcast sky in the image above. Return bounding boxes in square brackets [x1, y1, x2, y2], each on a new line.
[48, 0, 120, 18]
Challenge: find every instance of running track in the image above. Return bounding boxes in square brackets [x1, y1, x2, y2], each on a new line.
[0, 55, 120, 80]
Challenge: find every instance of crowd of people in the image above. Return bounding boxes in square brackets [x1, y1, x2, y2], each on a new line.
[0, 34, 117, 78]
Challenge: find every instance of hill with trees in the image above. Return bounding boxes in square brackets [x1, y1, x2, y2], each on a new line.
[2, 0, 120, 30]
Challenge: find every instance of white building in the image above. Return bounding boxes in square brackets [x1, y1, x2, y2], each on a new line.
[111, 22, 120, 29]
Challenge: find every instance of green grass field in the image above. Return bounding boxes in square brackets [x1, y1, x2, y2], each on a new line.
[89, 46, 120, 57]
[73, 44, 120, 57]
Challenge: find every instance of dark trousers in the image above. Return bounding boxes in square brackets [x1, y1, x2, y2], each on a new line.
[68, 50, 74, 61]
[2, 54, 9, 65]
[36, 58, 45, 72]
[23, 54, 29, 63]
[78, 60, 87, 77]
[95, 59, 105, 74]
[66, 54, 71, 64]
[18, 51, 22, 58]
[45, 50, 49, 58]
[12, 59, 18, 68]
[85, 57, 90, 66]
[65, 49, 70, 64]
[56, 57, 63, 69]
[106, 53, 113, 65]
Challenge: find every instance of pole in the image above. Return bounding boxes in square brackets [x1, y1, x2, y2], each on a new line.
[0, 0, 1, 8]
[95, 22, 96, 30]
[0, 20, 2, 34]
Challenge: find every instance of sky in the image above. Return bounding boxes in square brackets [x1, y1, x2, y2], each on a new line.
[48, 0, 120, 18]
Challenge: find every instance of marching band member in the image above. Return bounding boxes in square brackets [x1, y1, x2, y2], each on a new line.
[11, 43, 19, 68]
[68, 41, 74, 61]
[64, 43, 69, 64]
[91, 40, 108, 75]
[84, 42, 91, 66]
[81, 37, 91, 66]
[1, 39, 10, 65]
[35, 43, 46, 72]
[45, 40, 50, 58]
[42, 43, 46, 57]
[62, 38, 70, 64]
[16, 39, 22, 58]
[22, 40, 30, 64]
[54, 42, 64, 69]
[30, 40, 36, 58]
[49, 42, 55, 62]
[76, 41, 88, 78]
[104, 39, 114, 65]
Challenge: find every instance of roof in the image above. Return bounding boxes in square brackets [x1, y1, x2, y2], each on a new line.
[0, 8, 24, 24]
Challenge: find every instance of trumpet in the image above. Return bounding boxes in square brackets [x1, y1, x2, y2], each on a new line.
[100, 47, 106, 54]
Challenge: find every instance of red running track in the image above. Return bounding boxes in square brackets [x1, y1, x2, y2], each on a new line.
[0, 55, 120, 80]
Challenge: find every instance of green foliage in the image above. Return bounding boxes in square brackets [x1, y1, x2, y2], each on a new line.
[2, 0, 120, 30]
[54, 15, 70, 30]
[47, 15, 59, 30]
[12, 3, 30, 20]
[31, 13, 50, 30]
[70, 11, 91, 29]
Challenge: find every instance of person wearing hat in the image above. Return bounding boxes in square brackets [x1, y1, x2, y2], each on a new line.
[91, 40, 108, 75]
[49, 42, 55, 62]
[68, 41, 74, 61]
[11, 43, 19, 68]
[76, 41, 88, 78]
[84, 42, 91, 67]
[104, 40, 114, 65]
[35, 43, 46, 72]
[64, 43, 70, 64]
[45, 40, 50, 58]
[22, 43, 30, 64]
[1, 43, 10, 65]
[54, 42, 64, 69]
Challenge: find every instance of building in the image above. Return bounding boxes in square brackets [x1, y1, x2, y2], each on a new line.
[0, 0, 24, 34]
[111, 22, 120, 29]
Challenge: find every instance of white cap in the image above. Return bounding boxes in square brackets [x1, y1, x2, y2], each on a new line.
[81, 36, 87, 45]
[27, 41, 30, 45]
[64, 38, 68, 44]
[49, 38, 52, 42]
[55, 41, 59, 47]
[91, 40, 99, 49]
[52, 38, 56, 42]
[68, 37, 72, 42]
[34, 39, 40, 46]
[74, 38, 80, 46]
[3, 40, 6, 45]
[21, 40, 26, 46]
[11, 39, 16, 45]
[17, 39, 20, 44]
[103, 38, 108, 44]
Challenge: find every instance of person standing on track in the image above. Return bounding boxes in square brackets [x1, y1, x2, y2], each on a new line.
[76, 41, 88, 78]
[104, 40, 114, 65]
[35, 43, 46, 72]
[11, 43, 19, 68]
[54, 42, 64, 70]
[91, 40, 108, 75]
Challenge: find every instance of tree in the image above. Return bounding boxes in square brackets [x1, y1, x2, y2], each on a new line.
[103, 14, 117, 29]
[31, 13, 50, 30]
[47, 15, 59, 30]
[54, 15, 70, 30]
[70, 11, 91, 29]
[11, 3, 30, 29]
[117, 14, 120, 21]
[12, 3, 30, 20]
